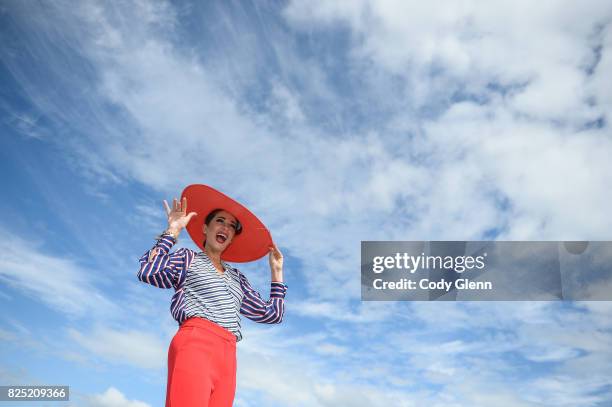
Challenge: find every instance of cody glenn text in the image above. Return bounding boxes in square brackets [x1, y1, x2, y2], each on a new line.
[372, 278, 493, 292]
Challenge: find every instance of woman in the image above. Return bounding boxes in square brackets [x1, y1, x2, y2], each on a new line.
[137, 184, 287, 407]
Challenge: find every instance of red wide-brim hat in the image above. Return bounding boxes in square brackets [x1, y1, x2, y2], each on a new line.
[181, 184, 272, 263]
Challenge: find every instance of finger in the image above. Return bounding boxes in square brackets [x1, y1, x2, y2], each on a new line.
[186, 212, 198, 224]
[269, 249, 279, 261]
[272, 242, 283, 256]
[182, 197, 187, 213]
[269, 243, 283, 258]
[173, 198, 179, 212]
[163, 200, 171, 215]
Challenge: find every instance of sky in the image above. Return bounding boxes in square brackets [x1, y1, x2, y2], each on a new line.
[1, 0, 612, 406]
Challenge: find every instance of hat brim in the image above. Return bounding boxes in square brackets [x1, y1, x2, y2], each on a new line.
[181, 184, 272, 263]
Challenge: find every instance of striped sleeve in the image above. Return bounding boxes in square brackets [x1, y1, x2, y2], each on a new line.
[238, 271, 288, 324]
[137, 234, 189, 289]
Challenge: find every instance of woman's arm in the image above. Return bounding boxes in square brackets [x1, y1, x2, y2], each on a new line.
[137, 233, 192, 289]
[238, 271, 288, 324]
[137, 197, 198, 289]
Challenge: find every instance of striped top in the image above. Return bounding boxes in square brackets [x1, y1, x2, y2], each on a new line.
[137, 233, 288, 342]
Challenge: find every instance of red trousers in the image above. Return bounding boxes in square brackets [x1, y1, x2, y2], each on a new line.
[166, 317, 237, 407]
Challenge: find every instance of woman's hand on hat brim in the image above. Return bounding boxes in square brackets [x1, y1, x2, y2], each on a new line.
[269, 242, 284, 282]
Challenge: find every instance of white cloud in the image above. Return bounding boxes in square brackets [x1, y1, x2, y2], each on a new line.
[290, 299, 402, 323]
[83, 387, 151, 407]
[269, 81, 306, 124]
[0, 231, 120, 318]
[473, 109, 609, 239]
[315, 342, 348, 356]
[281, 0, 612, 246]
[587, 23, 612, 109]
[68, 325, 167, 370]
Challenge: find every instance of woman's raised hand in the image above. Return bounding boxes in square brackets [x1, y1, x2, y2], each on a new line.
[163, 197, 197, 235]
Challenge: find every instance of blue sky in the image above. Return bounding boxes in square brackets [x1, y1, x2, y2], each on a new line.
[1, 0, 612, 406]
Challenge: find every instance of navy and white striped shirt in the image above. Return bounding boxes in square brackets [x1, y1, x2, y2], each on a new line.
[137, 233, 287, 342]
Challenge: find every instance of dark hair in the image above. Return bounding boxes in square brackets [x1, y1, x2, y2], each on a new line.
[205, 208, 243, 235]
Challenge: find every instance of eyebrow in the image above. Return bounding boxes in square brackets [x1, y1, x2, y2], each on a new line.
[216, 216, 237, 226]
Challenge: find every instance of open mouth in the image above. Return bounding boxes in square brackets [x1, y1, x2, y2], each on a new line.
[215, 232, 228, 244]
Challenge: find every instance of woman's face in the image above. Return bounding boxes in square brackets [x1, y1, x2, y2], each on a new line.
[203, 210, 239, 253]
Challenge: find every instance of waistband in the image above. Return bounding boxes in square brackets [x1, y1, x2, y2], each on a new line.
[180, 317, 237, 343]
